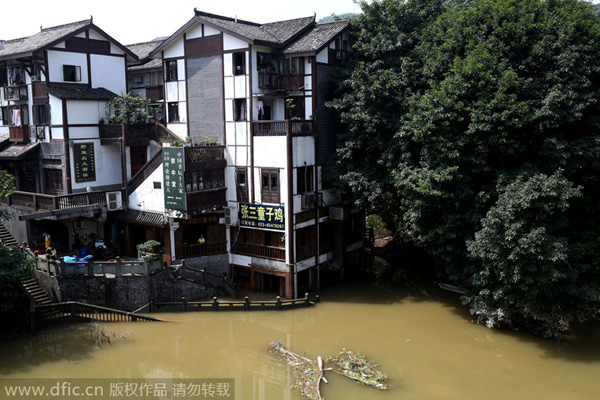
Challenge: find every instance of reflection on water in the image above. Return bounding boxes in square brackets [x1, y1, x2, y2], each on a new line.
[1, 281, 600, 399]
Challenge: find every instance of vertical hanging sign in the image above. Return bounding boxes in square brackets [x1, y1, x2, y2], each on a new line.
[73, 142, 96, 183]
[163, 147, 186, 210]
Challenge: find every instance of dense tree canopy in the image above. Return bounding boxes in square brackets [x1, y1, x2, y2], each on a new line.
[329, 0, 600, 335]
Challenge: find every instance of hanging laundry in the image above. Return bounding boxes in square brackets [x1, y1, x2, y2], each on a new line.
[12, 108, 21, 127]
[257, 100, 264, 114]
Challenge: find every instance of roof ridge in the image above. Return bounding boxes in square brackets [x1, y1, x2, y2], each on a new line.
[261, 15, 315, 26]
[316, 19, 351, 26]
[40, 18, 92, 32]
[194, 9, 261, 27]
[126, 40, 163, 47]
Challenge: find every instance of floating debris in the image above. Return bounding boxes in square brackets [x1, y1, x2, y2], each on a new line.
[326, 346, 391, 390]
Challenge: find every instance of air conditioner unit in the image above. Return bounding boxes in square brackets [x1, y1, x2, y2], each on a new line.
[134, 74, 143, 83]
[301, 192, 323, 210]
[31, 76, 39, 82]
[106, 191, 123, 211]
[329, 205, 346, 221]
[224, 206, 238, 226]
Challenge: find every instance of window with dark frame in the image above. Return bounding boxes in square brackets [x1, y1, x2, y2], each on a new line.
[33, 105, 49, 125]
[234, 99, 246, 121]
[236, 167, 248, 202]
[261, 168, 279, 203]
[63, 65, 81, 82]
[167, 102, 180, 122]
[0, 68, 7, 87]
[166, 60, 178, 81]
[44, 169, 63, 195]
[297, 165, 314, 194]
[233, 52, 245, 75]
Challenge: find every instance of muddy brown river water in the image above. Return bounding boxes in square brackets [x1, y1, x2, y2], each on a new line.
[1, 280, 599, 399]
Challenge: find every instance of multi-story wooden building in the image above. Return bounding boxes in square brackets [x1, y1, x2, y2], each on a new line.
[0, 19, 147, 253]
[124, 10, 364, 297]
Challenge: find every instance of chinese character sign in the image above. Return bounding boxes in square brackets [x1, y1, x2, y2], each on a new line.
[73, 142, 96, 183]
[239, 203, 285, 231]
[163, 147, 187, 210]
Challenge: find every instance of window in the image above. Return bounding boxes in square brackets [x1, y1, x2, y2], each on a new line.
[261, 169, 279, 203]
[167, 102, 180, 122]
[33, 105, 49, 125]
[154, 181, 162, 189]
[297, 165, 314, 194]
[233, 52, 245, 75]
[0, 106, 10, 126]
[0, 68, 7, 87]
[236, 167, 248, 202]
[233, 99, 246, 121]
[8, 67, 24, 85]
[166, 60, 178, 81]
[63, 65, 81, 82]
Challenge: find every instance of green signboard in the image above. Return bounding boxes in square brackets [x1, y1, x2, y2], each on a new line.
[239, 203, 285, 231]
[163, 147, 186, 210]
[73, 142, 96, 183]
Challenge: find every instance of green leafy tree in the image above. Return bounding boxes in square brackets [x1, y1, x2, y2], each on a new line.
[331, 0, 600, 334]
[0, 246, 34, 336]
[107, 93, 155, 125]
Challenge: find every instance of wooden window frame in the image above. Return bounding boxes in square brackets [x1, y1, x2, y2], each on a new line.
[63, 65, 81, 82]
[261, 168, 280, 203]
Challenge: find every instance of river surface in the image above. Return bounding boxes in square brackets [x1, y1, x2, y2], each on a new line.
[1, 279, 600, 400]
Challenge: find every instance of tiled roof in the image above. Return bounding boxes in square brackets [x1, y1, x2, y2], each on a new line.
[114, 209, 168, 227]
[0, 142, 40, 160]
[127, 41, 164, 71]
[282, 20, 350, 55]
[44, 87, 118, 101]
[0, 19, 92, 60]
[193, 10, 315, 45]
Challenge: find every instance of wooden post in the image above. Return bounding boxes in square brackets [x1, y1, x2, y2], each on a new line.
[143, 258, 149, 275]
[276, 296, 281, 311]
[222, 273, 227, 290]
[182, 297, 187, 312]
[87, 259, 93, 277]
[315, 294, 320, 303]
[149, 298, 154, 313]
[244, 296, 250, 311]
[115, 257, 122, 277]
[212, 297, 218, 311]
[305, 292, 309, 305]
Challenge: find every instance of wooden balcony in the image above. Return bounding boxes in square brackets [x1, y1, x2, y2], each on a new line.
[175, 241, 227, 259]
[231, 241, 286, 261]
[1, 190, 115, 212]
[279, 74, 304, 91]
[99, 123, 157, 146]
[186, 188, 227, 215]
[9, 125, 30, 143]
[145, 85, 163, 101]
[251, 120, 314, 137]
[3, 85, 28, 101]
[185, 145, 226, 170]
[258, 72, 278, 89]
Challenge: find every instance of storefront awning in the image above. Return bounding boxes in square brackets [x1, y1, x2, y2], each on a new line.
[0, 142, 40, 160]
[114, 209, 168, 228]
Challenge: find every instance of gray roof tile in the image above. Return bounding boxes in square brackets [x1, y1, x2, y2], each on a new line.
[44, 87, 118, 101]
[282, 20, 349, 55]
[0, 19, 91, 59]
[127, 41, 164, 70]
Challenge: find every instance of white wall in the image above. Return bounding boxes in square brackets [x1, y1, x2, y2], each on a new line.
[292, 136, 315, 167]
[67, 100, 103, 125]
[186, 23, 203, 39]
[254, 136, 286, 168]
[163, 36, 185, 59]
[316, 48, 328, 64]
[128, 165, 165, 213]
[91, 54, 126, 94]
[47, 50, 88, 83]
[223, 33, 248, 51]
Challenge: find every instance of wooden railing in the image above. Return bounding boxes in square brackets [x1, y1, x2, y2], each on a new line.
[33, 301, 162, 332]
[185, 146, 226, 169]
[148, 293, 319, 313]
[175, 241, 227, 259]
[9, 125, 29, 142]
[252, 120, 314, 137]
[127, 148, 163, 196]
[1, 190, 113, 211]
[34, 255, 163, 277]
[4, 85, 28, 101]
[231, 242, 286, 261]
[175, 263, 236, 297]
[154, 122, 184, 143]
[258, 72, 278, 89]
[186, 189, 227, 215]
[99, 123, 157, 146]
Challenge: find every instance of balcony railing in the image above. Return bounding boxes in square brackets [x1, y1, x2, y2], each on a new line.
[258, 72, 278, 89]
[231, 242, 286, 261]
[175, 241, 227, 259]
[296, 240, 334, 262]
[1, 190, 113, 211]
[186, 188, 227, 215]
[185, 146, 226, 170]
[251, 120, 314, 137]
[99, 123, 157, 146]
[145, 85, 163, 101]
[9, 125, 29, 143]
[4, 85, 28, 101]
